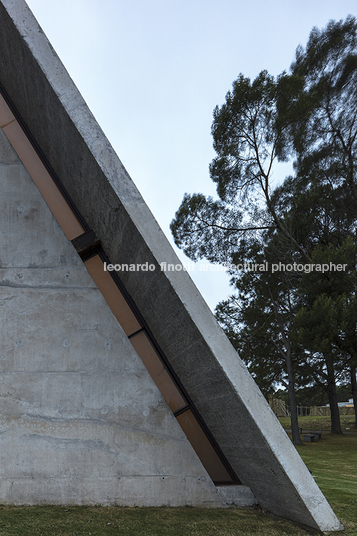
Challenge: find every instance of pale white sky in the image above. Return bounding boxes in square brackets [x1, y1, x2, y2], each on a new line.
[26, 0, 357, 310]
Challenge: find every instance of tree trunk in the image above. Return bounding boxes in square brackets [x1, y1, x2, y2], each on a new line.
[285, 347, 303, 445]
[351, 365, 357, 429]
[267, 285, 302, 445]
[288, 379, 303, 445]
[325, 353, 343, 434]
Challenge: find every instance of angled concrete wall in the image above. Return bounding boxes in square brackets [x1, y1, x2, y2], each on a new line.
[0, 127, 254, 507]
[0, 0, 343, 531]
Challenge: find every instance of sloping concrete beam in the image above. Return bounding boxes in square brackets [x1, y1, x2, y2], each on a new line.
[0, 0, 342, 531]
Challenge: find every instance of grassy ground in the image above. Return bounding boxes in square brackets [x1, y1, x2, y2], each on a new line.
[295, 433, 357, 535]
[0, 427, 355, 535]
[0, 504, 322, 536]
[278, 414, 356, 432]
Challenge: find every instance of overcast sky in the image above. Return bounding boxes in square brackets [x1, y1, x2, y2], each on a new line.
[25, 0, 357, 310]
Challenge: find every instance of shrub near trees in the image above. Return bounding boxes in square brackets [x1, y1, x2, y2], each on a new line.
[171, 17, 357, 441]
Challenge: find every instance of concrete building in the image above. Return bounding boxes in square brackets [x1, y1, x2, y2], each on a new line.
[0, 0, 342, 531]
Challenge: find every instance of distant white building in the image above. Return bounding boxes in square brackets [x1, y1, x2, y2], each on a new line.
[338, 398, 354, 407]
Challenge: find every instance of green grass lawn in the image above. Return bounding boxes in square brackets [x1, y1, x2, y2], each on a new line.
[278, 414, 356, 432]
[296, 433, 357, 536]
[0, 430, 355, 535]
[0, 504, 323, 536]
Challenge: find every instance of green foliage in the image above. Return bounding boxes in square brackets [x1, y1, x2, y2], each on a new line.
[170, 70, 288, 262]
[214, 236, 297, 395]
[276, 16, 357, 173]
[210, 70, 280, 202]
[170, 193, 246, 263]
[292, 239, 356, 390]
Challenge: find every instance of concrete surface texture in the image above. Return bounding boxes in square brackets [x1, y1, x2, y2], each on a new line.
[0, 0, 343, 531]
[0, 126, 255, 507]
